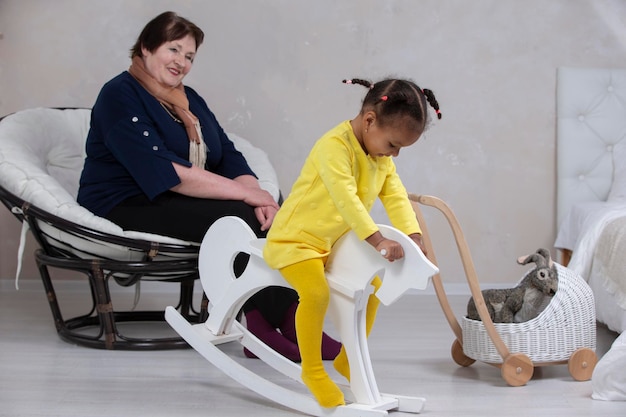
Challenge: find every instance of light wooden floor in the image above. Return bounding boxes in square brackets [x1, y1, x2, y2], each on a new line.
[0, 279, 623, 417]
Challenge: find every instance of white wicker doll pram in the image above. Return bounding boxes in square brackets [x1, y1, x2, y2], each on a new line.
[409, 194, 598, 386]
[462, 264, 596, 365]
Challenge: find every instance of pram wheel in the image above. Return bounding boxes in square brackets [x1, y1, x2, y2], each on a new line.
[451, 339, 475, 367]
[568, 347, 597, 381]
[501, 353, 533, 386]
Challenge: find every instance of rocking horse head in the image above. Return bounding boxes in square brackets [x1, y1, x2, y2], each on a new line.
[326, 224, 438, 306]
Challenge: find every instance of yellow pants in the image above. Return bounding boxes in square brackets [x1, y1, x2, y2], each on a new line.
[279, 258, 382, 408]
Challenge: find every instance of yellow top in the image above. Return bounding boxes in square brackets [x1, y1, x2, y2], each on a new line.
[263, 120, 421, 270]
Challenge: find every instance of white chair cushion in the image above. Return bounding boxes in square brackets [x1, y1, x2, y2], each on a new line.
[0, 107, 280, 247]
[228, 132, 280, 203]
[0, 108, 190, 245]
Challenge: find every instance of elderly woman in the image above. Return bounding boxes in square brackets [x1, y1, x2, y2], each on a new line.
[77, 11, 340, 361]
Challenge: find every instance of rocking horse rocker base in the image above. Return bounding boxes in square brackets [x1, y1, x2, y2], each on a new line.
[166, 216, 438, 416]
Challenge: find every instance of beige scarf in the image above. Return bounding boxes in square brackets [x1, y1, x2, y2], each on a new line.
[129, 56, 207, 167]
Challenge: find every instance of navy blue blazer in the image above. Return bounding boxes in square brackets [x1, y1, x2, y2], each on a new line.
[77, 72, 255, 216]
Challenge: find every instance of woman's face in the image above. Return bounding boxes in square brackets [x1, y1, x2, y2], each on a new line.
[142, 34, 197, 87]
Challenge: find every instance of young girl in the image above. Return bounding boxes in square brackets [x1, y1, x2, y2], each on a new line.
[263, 77, 441, 407]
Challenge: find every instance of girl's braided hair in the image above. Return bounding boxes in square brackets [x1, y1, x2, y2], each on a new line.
[342, 78, 441, 130]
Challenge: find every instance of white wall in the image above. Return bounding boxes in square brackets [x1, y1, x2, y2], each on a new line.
[1, 0, 625, 285]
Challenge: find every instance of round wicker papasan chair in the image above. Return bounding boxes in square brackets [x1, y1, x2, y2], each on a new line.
[0, 107, 280, 350]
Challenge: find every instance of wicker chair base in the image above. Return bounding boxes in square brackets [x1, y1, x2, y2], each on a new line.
[36, 249, 207, 350]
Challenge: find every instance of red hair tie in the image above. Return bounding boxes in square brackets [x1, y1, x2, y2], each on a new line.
[381, 95, 388, 101]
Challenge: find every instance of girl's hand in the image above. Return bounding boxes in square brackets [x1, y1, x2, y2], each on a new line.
[366, 231, 404, 262]
[376, 239, 404, 262]
[409, 233, 428, 257]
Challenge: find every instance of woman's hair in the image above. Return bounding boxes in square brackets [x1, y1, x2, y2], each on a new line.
[130, 11, 205, 58]
[343, 78, 441, 131]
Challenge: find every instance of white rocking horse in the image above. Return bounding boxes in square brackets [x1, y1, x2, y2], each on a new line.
[165, 216, 439, 416]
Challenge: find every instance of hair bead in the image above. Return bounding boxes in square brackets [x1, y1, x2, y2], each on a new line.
[343, 78, 374, 89]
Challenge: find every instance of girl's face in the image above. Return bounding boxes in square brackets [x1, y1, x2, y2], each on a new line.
[142, 35, 197, 87]
[361, 113, 421, 157]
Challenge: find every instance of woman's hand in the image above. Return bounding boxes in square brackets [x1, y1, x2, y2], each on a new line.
[235, 175, 280, 213]
[235, 175, 279, 230]
[172, 165, 279, 210]
[255, 204, 278, 231]
[172, 165, 279, 230]
[242, 187, 279, 211]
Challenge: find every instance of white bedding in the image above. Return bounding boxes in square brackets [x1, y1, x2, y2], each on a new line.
[558, 203, 626, 402]
[591, 217, 626, 311]
[560, 201, 626, 281]
[554, 200, 626, 253]
[557, 200, 626, 402]
[592, 331, 626, 401]
[556, 200, 626, 333]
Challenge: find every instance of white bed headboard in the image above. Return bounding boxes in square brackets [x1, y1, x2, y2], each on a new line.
[556, 67, 626, 227]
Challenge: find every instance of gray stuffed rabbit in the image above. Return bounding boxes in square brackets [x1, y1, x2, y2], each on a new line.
[467, 248, 558, 323]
